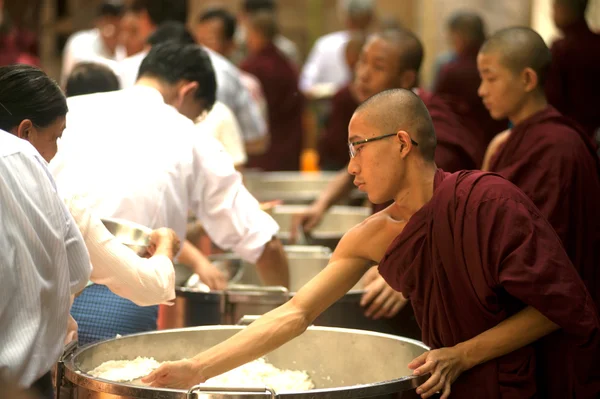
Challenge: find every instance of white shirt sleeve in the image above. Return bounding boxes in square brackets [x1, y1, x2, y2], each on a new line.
[66, 195, 175, 306]
[188, 136, 279, 263]
[299, 38, 325, 92]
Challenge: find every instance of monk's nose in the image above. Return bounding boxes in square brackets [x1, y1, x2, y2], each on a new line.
[477, 81, 486, 98]
[347, 157, 360, 175]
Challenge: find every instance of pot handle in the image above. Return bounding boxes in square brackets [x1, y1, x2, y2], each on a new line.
[187, 385, 276, 399]
[55, 340, 79, 399]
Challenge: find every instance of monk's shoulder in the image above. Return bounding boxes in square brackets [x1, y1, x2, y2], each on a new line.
[339, 208, 406, 257]
[453, 171, 536, 214]
[525, 121, 590, 160]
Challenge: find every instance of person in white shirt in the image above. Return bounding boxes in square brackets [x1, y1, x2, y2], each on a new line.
[299, 0, 374, 95]
[116, 8, 269, 155]
[196, 101, 247, 168]
[60, 1, 126, 86]
[0, 64, 182, 348]
[50, 42, 289, 345]
[0, 65, 91, 397]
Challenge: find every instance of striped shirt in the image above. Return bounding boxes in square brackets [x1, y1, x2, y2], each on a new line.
[0, 131, 91, 388]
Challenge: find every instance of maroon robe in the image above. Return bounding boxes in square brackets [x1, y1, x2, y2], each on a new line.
[546, 19, 600, 139]
[488, 106, 600, 312]
[241, 43, 305, 171]
[379, 169, 600, 398]
[418, 89, 485, 172]
[434, 48, 508, 145]
[318, 84, 359, 170]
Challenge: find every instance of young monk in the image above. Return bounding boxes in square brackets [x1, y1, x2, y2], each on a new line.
[143, 89, 600, 398]
[479, 27, 600, 310]
[479, 27, 600, 398]
[546, 0, 600, 139]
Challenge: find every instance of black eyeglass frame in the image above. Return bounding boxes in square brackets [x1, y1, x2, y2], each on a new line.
[348, 133, 419, 158]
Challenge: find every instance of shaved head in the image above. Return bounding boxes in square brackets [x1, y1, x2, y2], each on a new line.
[448, 11, 486, 47]
[355, 88, 437, 161]
[377, 29, 424, 73]
[480, 27, 551, 85]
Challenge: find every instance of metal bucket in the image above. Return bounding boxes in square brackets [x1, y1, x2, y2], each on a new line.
[165, 246, 421, 339]
[271, 205, 371, 249]
[242, 171, 366, 205]
[57, 326, 429, 399]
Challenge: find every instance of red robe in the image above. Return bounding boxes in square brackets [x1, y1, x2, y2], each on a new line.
[488, 106, 600, 312]
[417, 89, 485, 172]
[379, 169, 600, 398]
[241, 43, 305, 171]
[546, 19, 600, 139]
[434, 48, 508, 145]
[318, 85, 359, 170]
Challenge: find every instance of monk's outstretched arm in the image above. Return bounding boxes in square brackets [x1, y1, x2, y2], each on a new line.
[458, 306, 558, 369]
[142, 226, 374, 389]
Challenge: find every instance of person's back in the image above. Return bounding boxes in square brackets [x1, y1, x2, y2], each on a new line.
[0, 131, 90, 389]
[53, 87, 196, 243]
[546, 0, 600, 139]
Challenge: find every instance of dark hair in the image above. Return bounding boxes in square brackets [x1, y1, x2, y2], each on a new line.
[98, 1, 125, 18]
[65, 62, 121, 97]
[130, 0, 187, 26]
[448, 11, 486, 47]
[242, 0, 276, 13]
[0, 65, 68, 132]
[147, 21, 196, 46]
[247, 10, 278, 41]
[138, 42, 217, 111]
[197, 8, 237, 42]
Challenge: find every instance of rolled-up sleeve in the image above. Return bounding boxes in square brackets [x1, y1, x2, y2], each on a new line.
[188, 137, 279, 263]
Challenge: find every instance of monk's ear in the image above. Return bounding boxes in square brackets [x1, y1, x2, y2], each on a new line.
[521, 67, 539, 93]
[396, 130, 414, 158]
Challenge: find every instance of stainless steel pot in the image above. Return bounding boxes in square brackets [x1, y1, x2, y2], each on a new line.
[165, 246, 421, 340]
[57, 326, 429, 399]
[271, 205, 371, 249]
[242, 171, 366, 205]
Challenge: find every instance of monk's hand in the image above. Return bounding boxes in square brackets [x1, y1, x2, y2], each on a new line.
[360, 274, 408, 320]
[141, 359, 205, 389]
[289, 205, 325, 243]
[362, 265, 379, 286]
[408, 347, 467, 399]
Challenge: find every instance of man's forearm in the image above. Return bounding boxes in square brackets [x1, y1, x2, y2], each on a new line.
[255, 237, 289, 288]
[177, 240, 212, 273]
[313, 167, 355, 212]
[457, 306, 559, 369]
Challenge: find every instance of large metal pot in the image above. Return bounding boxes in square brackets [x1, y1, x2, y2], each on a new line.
[57, 326, 429, 399]
[271, 205, 371, 250]
[242, 171, 365, 205]
[165, 246, 421, 340]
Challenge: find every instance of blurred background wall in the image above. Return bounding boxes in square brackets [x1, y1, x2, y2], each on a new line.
[7, 0, 600, 85]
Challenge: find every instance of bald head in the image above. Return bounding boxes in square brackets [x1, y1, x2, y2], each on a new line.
[377, 29, 424, 73]
[355, 88, 437, 162]
[480, 27, 551, 86]
[448, 11, 486, 47]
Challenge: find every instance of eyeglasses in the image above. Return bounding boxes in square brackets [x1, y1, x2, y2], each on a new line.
[348, 133, 419, 158]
